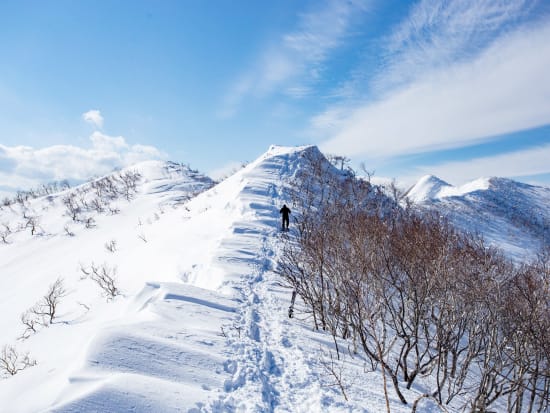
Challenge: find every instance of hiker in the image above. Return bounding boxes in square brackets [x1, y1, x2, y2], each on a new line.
[280, 204, 291, 231]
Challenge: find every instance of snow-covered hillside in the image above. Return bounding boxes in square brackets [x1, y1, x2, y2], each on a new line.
[406, 174, 550, 259]
[1, 146, 548, 412]
[0, 146, 415, 413]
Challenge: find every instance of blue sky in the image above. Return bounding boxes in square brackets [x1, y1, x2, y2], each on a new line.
[1, 0, 549, 195]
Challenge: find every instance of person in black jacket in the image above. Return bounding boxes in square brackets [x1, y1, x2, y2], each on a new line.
[280, 204, 291, 231]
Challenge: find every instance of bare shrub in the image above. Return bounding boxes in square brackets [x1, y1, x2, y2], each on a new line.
[0, 345, 36, 377]
[105, 239, 117, 253]
[319, 349, 349, 402]
[62, 193, 81, 222]
[25, 215, 40, 236]
[19, 306, 45, 339]
[63, 225, 75, 237]
[109, 206, 120, 215]
[80, 262, 120, 300]
[84, 216, 96, 229]
[0, 223, 11, 244]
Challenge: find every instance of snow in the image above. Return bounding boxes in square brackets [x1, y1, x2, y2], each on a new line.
[438, 177, 491, 198]
[1, 145, 547, 412]
[405, 175, 495, 203]
[405, 174, 452, 203]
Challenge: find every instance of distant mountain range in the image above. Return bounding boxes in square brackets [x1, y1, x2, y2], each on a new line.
[405, 174, 550, 259]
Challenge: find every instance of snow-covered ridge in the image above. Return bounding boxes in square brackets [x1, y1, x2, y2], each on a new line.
[1, 145, 548, 412]
[405, 174, 493, 203]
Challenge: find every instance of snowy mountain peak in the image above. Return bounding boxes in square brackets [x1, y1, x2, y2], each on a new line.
[405, 174, 451, 203]
[407, 175, 499, 203]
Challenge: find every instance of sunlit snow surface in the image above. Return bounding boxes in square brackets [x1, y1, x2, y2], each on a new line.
[1, 146, 545, 412]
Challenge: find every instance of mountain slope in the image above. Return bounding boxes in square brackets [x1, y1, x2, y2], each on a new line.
[0, 160, 219, 411]
[406, 175, 550, 258]
[5, 147, 546, 412]
[3, 146, 408, 413]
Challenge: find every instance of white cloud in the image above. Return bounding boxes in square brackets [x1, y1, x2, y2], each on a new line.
[82, 109, 104, 128]
[0, 133, 165, 194]
[318, 19, 550, 159]
[90, 131, 127, 151]
[220, 0, 369, 117]
[415, 143, 550, 185]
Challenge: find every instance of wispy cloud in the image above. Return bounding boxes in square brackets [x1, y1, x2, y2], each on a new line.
[82, 109, 104, 129]
[0, 132, 165, 194]
[220, 0, 369, 118]
[378, 0, 534, 91]
[415, 143, 550, 185]
[318, 17, 550, 160]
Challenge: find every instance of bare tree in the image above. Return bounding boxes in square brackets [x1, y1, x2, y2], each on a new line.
[18, 280, 66, 339]
[89, 197, 105, 213]
[326, 154, 351, 171]
[34, 278, 66, 325]
[19, 278, 67, 334]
